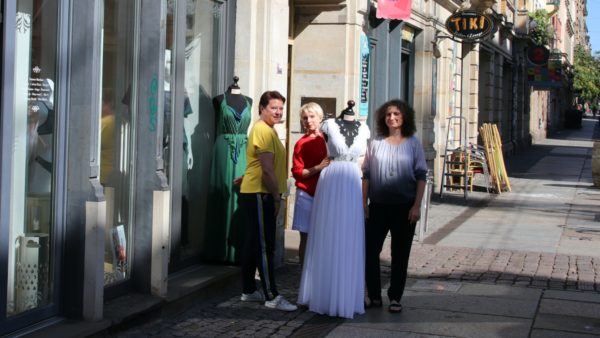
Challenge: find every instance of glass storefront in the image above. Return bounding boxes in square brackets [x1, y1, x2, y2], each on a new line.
[6, 0, 58, 316]
[100, 0, 139, 286]
[169, 0, 222, 268]
[181, 0, 219, 260]
[1, 0, 236, 334]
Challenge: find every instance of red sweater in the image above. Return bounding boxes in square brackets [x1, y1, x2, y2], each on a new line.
[291, 134, 328, 196]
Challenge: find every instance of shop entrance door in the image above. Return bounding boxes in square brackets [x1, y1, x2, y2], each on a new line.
[0, 0, 64, 334]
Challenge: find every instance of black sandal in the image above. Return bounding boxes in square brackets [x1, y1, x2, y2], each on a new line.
[388, 300, 402, 313]
[364, 296, 382, 309]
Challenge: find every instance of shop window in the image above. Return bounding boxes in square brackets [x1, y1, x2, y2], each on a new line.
[6, 0, 59, 316]
[178, 0, 220, 260]
[100, 0, 138, 286]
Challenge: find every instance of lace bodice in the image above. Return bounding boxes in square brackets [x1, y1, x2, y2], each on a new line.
[321, 118, 370, 162]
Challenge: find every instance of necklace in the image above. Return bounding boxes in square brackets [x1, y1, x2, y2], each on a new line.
[335, 118, 360, 148]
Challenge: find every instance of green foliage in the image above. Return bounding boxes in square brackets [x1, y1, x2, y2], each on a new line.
[573, 45, 600, 106]
[529, 9, 554, 47]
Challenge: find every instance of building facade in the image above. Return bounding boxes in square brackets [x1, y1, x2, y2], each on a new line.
[2, 0, 585, 335]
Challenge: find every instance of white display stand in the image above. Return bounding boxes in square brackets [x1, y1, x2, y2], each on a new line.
[15, 233, 49, 313]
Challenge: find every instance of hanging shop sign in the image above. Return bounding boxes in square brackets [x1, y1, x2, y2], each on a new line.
[359, 32, 370, 117]
[527, 54, 562, 88]
[445, 10, 494, 42]
[376, 0, 412, 20]
[527, 45, 550, 66]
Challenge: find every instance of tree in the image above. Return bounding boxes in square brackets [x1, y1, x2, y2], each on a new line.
[573, 45, 600, 109]
[529, 9, 554, 47]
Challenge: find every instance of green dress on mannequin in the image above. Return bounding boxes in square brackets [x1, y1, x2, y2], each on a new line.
[204, 93, 252, 263]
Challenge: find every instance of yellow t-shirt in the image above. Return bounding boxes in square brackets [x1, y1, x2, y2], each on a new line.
[241, 121, 287, 194]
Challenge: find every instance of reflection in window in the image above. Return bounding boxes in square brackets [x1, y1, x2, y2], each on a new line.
[7, 0, 58, 316]
[100, 0, 138, 286]
[179, 0, 220, 260]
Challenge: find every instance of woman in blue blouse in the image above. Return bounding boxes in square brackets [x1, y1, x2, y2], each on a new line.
[362, 99, 428, 313]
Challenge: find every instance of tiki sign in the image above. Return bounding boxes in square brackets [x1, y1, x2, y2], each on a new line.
[445, 10, 494, 42]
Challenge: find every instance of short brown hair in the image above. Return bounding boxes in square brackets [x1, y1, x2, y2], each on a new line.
[374, 99, 416, 137]
[258, 90, 286, 114]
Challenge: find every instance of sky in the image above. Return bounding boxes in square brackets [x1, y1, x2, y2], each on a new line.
[587, 0, 600, 54]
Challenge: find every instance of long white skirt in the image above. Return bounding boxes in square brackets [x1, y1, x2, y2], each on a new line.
[297, 160, 365, 319]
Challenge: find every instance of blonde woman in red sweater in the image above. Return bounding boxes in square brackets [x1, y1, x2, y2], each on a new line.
[291, 102, 330, 266]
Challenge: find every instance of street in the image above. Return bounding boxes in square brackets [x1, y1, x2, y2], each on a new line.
[114, 117, 600, 338]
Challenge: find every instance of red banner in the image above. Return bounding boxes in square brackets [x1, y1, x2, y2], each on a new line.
[376, 0, 412, 20]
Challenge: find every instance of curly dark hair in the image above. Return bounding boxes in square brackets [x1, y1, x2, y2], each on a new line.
[374, 99, 416, 137]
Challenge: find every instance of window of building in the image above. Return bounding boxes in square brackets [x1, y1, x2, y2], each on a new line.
[100, 0, 139, 286]
[6, 0, 59, 316]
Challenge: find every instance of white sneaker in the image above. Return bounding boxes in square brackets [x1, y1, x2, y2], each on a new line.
[241, 290, 265, 302]
[265, 295, 298, 312]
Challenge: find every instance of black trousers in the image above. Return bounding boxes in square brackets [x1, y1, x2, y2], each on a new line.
[239, 193, 279, 300]
[365, 202, 416, 302]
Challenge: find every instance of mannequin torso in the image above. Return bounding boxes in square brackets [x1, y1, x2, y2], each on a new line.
[213, 91, 253, 115]
[334, 118, 361, 148]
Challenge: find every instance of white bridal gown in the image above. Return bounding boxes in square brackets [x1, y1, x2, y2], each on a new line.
[298, 118, 370, 319]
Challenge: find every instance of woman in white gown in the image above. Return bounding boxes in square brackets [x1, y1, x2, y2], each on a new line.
[298, 103, 370, 319]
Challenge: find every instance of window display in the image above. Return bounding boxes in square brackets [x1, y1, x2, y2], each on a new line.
[174, 0, 220, 261]
[7, 0, 58, 316]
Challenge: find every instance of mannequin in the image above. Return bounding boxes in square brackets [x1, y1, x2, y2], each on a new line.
[205, 76, 253, 263]
[212, 76, 253, 117]
[334, 100, 361, 148]
[298, 99, 370, 318]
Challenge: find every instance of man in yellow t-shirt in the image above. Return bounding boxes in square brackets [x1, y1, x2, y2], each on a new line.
[237, 90, 297, 312]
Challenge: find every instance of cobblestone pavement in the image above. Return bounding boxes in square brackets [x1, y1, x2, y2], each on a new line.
[115, 242, 600, 337]
[408, 244, 600, 292]
[115, 263, 318, 338]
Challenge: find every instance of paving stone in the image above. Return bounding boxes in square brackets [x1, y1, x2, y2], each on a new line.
[539, 298, 600, 318]
[534, 313, 600, 336]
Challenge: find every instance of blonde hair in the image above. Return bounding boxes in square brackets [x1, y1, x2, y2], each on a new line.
[298, 102, 324, 121]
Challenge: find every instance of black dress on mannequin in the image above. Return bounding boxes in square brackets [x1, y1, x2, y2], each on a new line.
[204, 77, 253, 263]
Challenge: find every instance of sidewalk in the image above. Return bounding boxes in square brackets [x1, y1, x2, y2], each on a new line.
[106, 118, 600, 338]
[404, 117, 600, 292]
[298, 118, 600, 337]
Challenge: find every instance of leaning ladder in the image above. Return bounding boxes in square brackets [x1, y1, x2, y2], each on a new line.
[439, 116, 468, 199]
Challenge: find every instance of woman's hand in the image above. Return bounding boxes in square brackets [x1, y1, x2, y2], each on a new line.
[316, 157, 331, 171]
[408, 204, 421, 224]
[363, 202, 369, 219]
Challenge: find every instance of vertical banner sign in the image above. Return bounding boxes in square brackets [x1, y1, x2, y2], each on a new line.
[359, 33, 370, 117]
[376, 0, 412, 20]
